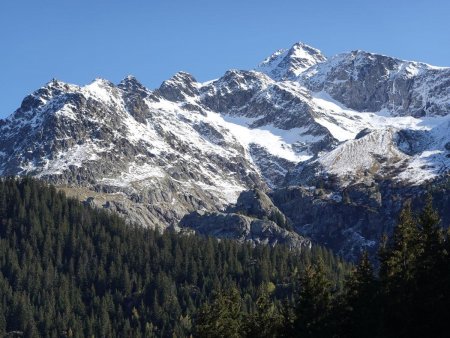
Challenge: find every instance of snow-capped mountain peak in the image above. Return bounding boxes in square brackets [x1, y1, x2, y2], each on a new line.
[157, 71, 200, 102]
[118, 75, 148, 92]
[256, 42, 327, 80]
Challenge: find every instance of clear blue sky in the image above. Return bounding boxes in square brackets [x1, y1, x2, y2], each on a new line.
[1, 0, 449, 117]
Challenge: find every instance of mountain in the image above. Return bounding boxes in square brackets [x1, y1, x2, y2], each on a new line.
[1, 42, 449, 259]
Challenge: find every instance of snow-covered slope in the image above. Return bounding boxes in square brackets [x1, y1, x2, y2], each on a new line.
[292, 90, 450, 187]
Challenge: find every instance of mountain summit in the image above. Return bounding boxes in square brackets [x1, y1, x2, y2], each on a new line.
[256, 42, 327, 80]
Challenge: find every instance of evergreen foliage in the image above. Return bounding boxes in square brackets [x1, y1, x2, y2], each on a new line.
[194, 288, 243, 338]
[293, 260, 333, 337]
[339, 251, 379, 338]
[0, 177, 349, 337]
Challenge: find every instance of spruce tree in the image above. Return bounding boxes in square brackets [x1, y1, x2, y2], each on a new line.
[379, 203, 420, 338]
[414, 195, 445, 337]
[244, 284, 282, 337]
[342, 251, 379, 337]
[417, 194, 443, 273]
[194, 288, 243, 338]
[294, 260, 333, 338]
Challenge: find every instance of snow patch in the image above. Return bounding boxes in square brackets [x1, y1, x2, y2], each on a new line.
[208, 113, 312, 163]
[100, 162, 166, 188]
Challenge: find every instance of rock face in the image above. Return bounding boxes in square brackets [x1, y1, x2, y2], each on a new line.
[180, 189, 309, 250]
[228, 189, 291, 230]
[180, 210, 310, 250]
[180, 211, 309, 250]
[0, 41, 449, 256]
[300, 50, 450, 117]
[270, 185, 385, 259]
[270, 177, 450, 260]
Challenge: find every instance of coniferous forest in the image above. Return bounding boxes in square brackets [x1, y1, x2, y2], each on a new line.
[0, 178, 349, 337]
[0, 178, 449, 337]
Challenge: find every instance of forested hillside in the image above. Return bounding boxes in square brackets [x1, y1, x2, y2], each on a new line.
[0, 178, 350, 337]
[1, 177, 448, 337]
[194, 197, 450, 338]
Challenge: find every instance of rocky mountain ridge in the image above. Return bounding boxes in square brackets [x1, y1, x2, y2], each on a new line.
[1, 42, 449, 258]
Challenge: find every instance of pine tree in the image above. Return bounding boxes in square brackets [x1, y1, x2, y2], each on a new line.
[194, 288, 243, 338]
[413, 195, 445, 337]
[0, 301, 5, 337]
[417, 194, 443, 273]
[379, 203, 420, 337]
[294, 260, 333, 338]
[279, 297, 296, 338]
[244, 284, 282, 337]
[342, 251, 379, 337]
